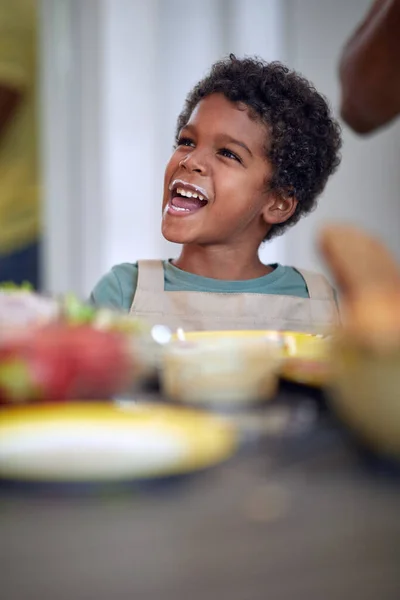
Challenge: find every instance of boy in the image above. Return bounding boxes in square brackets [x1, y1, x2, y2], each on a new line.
[91, 56, 342, 332]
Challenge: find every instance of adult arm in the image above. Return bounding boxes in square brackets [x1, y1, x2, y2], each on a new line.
[339, 0, 400, 134]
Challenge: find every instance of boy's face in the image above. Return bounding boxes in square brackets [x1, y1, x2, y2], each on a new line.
[162, 93, 295, 247]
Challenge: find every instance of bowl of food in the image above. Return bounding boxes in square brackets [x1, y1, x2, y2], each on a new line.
[0, 286, 171, 401]
[0, 292, 169, 404]
[171, 330, 333, 389]
[161, 331, 282, 407]
[0, 323, 140, 404]
[59, 294, 170, 386]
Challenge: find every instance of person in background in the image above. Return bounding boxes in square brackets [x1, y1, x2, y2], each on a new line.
[339, 0, 400, 135]
[0, 0, 40, 289]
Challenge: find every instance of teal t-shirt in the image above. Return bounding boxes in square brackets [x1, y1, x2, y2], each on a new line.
[89, 260, 309, 312]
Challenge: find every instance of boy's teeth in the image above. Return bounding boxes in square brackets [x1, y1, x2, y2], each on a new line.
[176, 187, 205, 201]
[170, 204, 189, 212]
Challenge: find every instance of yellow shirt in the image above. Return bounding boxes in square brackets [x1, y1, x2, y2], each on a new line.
[0, 0, 39, 255]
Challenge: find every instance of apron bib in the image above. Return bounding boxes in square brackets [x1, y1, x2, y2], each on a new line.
[130, 260, 340, 333]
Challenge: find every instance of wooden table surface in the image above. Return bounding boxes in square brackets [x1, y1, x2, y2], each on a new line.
[1, 384, 399, 600]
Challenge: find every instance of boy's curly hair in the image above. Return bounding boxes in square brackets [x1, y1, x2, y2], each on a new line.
[176, 55, 342, 240]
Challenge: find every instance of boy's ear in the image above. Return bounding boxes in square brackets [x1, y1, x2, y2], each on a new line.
[261, 191, 298, 226]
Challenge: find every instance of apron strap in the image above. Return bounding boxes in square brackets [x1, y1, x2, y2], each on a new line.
[295, 268, 336, 300]
[136, 260, 165, 292]
[130, 260, 165, 315]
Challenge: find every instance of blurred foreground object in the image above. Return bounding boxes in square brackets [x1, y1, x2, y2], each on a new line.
[319, 223, 400, 300]
[331, 293, 400, 458]
[0, 290, 159, 403]
[319, 224, 400, 458]
[339, 0, 400, 134]
[0, 325, 133, 403]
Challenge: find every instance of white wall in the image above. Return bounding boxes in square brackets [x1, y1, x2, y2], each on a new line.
[40, 0, 106, 295]
[102, 0, 161, 267]
[283, 0, 400, 274]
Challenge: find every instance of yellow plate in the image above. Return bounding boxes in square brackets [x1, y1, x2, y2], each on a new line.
[0, 402, 237, 483]
[171, 330, 331, 388]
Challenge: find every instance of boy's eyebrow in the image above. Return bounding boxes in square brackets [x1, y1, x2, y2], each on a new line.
[181, 124, 253, 157]
[220, 135, 253, 157]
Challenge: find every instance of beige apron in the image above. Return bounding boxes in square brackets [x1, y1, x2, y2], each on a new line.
[130, 260, 340, 333]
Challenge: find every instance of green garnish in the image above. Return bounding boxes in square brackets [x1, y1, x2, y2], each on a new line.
[0, 281, 34, 292]
[62, 293, 96, 325]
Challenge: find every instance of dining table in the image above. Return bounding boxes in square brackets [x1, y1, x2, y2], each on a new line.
[1, 380, 399, 600]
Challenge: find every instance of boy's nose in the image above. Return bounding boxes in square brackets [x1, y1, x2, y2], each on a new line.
[179, 150, 208, 174]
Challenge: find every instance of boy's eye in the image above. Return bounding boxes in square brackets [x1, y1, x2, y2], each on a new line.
[219, 148, 242, 163]
[177, 137, 195, 148]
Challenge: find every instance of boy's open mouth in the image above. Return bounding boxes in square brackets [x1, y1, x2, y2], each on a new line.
[168, 180, 209, 215]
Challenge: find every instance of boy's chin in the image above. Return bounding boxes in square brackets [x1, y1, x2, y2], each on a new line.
[161, 223, 196, 245]
[162, 230, 193, 245]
